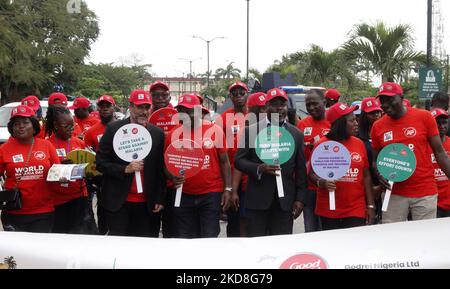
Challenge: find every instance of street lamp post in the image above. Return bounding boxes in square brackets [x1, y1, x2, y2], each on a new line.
[179, 57, 201, 92]
[246, 0, 250, 81]
[192, 35, 225, 89]
[427, 0, 433, 67]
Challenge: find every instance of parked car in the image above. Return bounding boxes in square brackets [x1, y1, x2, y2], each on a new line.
[0, 100, 73, 144]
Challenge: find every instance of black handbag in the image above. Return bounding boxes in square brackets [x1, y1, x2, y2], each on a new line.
[0, 139, 34, 211]
[0, 189, 22, 210]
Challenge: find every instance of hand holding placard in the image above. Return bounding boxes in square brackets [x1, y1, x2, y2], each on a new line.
[164, 139, 204, 208]
[113, 124, 152, 194]
[255, 127, 295, 199]
[376, 143, 416, 212]
[311, 141, 351, 211]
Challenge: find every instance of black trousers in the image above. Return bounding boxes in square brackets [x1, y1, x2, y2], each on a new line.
[104, 202, 161, 237]
[53, 197, 97, 234]
[246, 199, 293, 237]
[437, 207, 450, 218]
[162, 188, 177, 238]
[173, 192, 221, 239]
[1, 211, 54, 233]
[320, 216, 366, 231]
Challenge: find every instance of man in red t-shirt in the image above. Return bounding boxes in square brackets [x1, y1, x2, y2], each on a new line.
[296, 89, 330, 232]
[429, 108, 450, 218]
[372, 82, 450, 223]
[167, 94, 231, 238]
[69, 97, 100, 140]
[219, 81, 249, 237]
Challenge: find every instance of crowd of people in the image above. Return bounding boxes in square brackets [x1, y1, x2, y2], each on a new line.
[1, 80, 450, 238]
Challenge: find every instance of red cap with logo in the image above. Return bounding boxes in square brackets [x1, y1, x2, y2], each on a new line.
[21, 95, 40, 112]
[69, 97, 91, 109]
[176, 93, 201, 109]
[361, 97, 383, 113]
[247, 92, 267, 107]
[48, 92, 68, 106]
[229, 81, 249, 93]
[377, 82, 403, 97]
[129, 90, 152, 105]
[325, 89, 341, 101]
[326, 102, 359, 124]
[431, 108, 449, 119]
[97, 95, 116, 105]
[265, 88, 288, 103]
[11, 105, 35, 119]
[150, 81, 170, 92]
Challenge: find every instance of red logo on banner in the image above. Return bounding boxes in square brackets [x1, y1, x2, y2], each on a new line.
[280, 253, 329, 269]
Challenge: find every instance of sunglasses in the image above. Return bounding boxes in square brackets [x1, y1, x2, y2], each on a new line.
[152, 92, 170, 99]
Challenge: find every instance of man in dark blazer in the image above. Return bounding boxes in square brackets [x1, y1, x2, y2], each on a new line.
[235, 88, 307, 237]
[96, 89, 166, 237]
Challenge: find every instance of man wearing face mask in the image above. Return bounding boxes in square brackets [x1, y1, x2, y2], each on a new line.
[96, 90, 166, 237]
[235, 88, 307, 237]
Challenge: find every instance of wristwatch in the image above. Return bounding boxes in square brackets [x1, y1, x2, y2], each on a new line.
[367, 205, 376, 209]
[224, 187, 233, 192]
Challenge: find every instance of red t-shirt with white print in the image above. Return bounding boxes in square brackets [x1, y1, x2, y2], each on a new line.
[84, 122, 107, 152]
[315, 136, 369, 219]
[166, 120, 228, 195]
[430, 136, 450, 211]
[47, 135, 88, 206]
[371, 108, 439, 198]
[0, 137, 60, 214]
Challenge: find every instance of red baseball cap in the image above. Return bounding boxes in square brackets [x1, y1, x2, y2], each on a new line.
[431, 108, 449, 119]
[129, 90, 152, 105]
[361, 97, 383, 113]
[229, 81, 249, 93]
[69, 97, 91, 109]
[21, 95, 40, 112]
[247, 92, 267, 107]
[97, 95, 116, 105]
[325, 89, 341, 101]
[326, 102, 359, 124]
[265, 88, 288, 103]
[11, 105, 35, 119]
[193, 92, 204, 104]
[403, 99, 411, 108]
[176, 93, 201, 109]
[377, 82, 403, 97]
[202, 106, 210, 114]
[150, 81, 169, 92]
[48, 92, 68, 106]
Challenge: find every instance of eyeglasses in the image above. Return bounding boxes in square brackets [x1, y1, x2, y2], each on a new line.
[231, 90, 247, 97]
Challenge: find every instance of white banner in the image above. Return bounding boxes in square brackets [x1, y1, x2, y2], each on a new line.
[1, 218, 449, 269]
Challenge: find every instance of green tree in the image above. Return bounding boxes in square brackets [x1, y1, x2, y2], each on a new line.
[343, 22, 424, 82]
[215, 62, 241, 80]
[0, 0, 99, 103]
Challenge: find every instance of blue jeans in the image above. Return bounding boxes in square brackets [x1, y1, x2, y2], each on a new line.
[173, 192, 221, 238]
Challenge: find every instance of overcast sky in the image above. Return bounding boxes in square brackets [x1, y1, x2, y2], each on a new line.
[84, 0, 449, 80]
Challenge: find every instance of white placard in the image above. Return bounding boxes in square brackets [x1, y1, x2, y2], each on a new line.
[113, 124, 152, 193]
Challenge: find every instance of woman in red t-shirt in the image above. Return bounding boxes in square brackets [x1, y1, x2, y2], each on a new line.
[0, 105, 60, 233]
[309, 103, 376, 230]
[45, 106, 94, 234]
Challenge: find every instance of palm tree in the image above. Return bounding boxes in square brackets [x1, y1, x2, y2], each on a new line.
[215, 62, 241, 79]
[343, 22, 424, 82]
